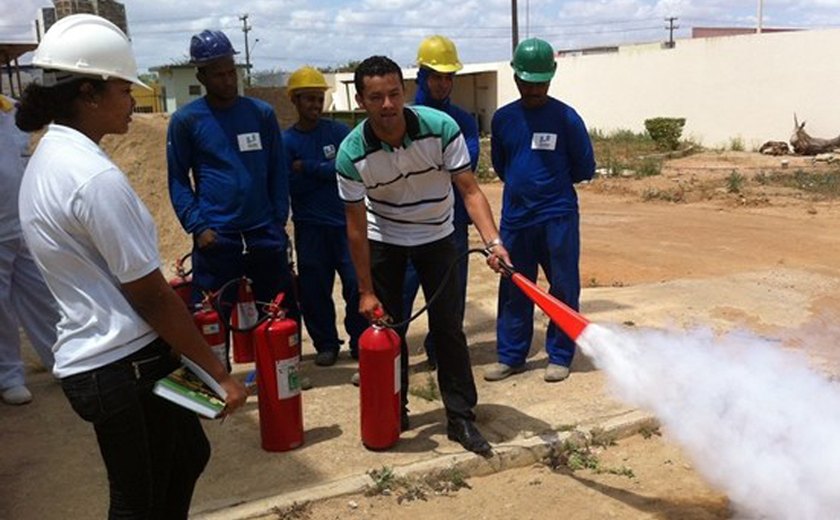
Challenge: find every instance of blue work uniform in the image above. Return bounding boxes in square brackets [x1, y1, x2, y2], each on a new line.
[284, 118, 366, 356]
[167, 96, 298, 331]
[491, 97, 595, 367]
[401, 67, 480, 364]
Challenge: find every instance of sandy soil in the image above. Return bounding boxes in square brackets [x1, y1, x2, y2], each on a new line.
[38, 115, 834, 519]
[269, 432, 730, 520]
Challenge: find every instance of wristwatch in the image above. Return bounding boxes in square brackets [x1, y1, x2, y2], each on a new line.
[485, 237, 503, 250]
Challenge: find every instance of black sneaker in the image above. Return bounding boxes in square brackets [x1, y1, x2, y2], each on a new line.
[446, 418, 491, 455]
[315, 350, 339, 367]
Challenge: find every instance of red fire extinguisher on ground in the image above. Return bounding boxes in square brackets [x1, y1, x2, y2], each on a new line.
[231, 277, 259, 364]
[168, 252, 193, 307]
[193, 293, 228, 370]
[359, 308, 401, 450]
[253, 293, 303, 452]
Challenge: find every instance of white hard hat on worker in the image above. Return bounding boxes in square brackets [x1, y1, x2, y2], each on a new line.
[32, 13, 149, 89]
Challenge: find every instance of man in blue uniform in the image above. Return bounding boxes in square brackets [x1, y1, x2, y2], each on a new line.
[486, 38, 595, 383]
[284, 66, 367, 367]
[167, 30, 298, 368]
[401, 35, 479, 370]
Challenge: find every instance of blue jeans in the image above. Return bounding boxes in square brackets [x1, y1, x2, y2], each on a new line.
[60, 339, 210, 519]
[294, 224, 367, 355]
[370, 234, 477, 422]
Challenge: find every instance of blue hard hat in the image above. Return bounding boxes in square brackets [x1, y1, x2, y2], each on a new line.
[189, 29, 238, 65]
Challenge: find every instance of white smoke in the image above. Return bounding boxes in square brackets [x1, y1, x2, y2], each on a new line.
[577, 323, 840, 520]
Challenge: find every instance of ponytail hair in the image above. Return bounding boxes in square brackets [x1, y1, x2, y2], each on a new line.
[16, 76, 107, 132]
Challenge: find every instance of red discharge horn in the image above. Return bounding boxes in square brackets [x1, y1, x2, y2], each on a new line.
[498, 259, 590, 341]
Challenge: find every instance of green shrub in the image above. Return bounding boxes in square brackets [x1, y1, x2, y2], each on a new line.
[726, 170, 745, 193]
[644, 117, 686, 151]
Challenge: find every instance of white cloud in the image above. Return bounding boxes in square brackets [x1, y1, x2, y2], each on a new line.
[3, 0, 839, 72]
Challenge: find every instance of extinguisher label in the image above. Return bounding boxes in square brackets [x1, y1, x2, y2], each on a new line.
[394, 355, 401, 394]
[275, 358, 301, 398]
[290, 333, 300, 348]
[202, 323, 221, 335]
[237, 301, 258, 327]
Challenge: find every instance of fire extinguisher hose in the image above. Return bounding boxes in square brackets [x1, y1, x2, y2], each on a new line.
[382, 246, 507, 330]
[209, 278, 274, 333]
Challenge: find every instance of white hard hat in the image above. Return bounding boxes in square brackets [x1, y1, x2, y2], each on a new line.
[33, 14, 149, 89]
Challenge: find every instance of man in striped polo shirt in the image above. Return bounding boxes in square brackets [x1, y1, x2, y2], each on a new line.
[336, 56, 510, 455]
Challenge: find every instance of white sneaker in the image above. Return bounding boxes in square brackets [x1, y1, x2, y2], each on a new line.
[1, 385, 33, 405]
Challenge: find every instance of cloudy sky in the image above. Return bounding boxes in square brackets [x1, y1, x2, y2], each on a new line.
[3, 0, 839, 73]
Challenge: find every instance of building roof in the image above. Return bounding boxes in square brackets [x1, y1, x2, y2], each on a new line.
[150, 63, 248, 72]
[0, 43, 37, 64]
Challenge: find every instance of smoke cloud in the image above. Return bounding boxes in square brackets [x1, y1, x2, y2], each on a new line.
[577, 324, 840, 519]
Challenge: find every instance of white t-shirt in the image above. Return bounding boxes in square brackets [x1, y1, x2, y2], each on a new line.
[19, 124, 161, 378]
[0, 96, 31, 242]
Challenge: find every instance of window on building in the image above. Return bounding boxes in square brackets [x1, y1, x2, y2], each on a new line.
[189, 85, 202, 96]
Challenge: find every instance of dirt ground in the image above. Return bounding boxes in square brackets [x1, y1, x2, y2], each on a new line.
[9, 114, 839, 519]
[267, 432, 730, 520]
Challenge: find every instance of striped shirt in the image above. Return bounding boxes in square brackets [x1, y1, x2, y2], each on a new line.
[336, 105, 470, 246]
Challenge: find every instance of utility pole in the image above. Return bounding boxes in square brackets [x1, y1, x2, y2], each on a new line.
[511, 0, 519, 57]
[664, 17, 679, 49]
[239, 13, 252, 86]
[756, 0, 764, 34]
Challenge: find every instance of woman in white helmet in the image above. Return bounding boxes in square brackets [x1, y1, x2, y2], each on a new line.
[16, 14, 247, 519]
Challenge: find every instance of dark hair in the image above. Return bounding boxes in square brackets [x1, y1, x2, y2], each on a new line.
[354, 56, 403, 94]
[16, 77, 107, 132]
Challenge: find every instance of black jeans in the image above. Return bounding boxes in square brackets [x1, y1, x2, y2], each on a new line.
[60, 338, 211, 519]
[369, 234, 477, 422]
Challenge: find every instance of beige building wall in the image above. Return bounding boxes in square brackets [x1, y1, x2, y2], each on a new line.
[331, 29, 839, 148]
[520, 28, 840, 149]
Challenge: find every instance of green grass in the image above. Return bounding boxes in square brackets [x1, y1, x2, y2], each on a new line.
[726, 170, 746, 193]
[365, 466, 472, 504]
[542, 433, 635, 479]
[408, 372, 440, 401]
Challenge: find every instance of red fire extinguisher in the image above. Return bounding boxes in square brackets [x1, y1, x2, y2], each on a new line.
[231, 277, 259, 364]
[168, 252, 193, 307]
[193, 294, 228, 370]
[253, 293, 303, 452]
[359, 308, 401, 450]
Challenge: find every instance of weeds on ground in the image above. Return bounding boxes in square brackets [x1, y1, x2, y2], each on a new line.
[476, 136, 495, 182]
[729, 136, 745, 151]
[634, 157, 663, 178]
[365, 466, 472, 504]
[542, 434, 635, 479]
[409, 372, 440, 401]
[726, 170, 746, 193]
[366, 466, 403, 496]
[639, 425, 662, 439]
[755, 168, 840, 198]
[270, 501, 311, 520]
[641, 187, 684, 202]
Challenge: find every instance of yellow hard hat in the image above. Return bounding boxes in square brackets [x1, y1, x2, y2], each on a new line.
[287, 66, 328, 98]
[416, 35, 463, 73]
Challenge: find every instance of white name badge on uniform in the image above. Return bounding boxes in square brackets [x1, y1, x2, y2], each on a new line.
[237, 132, 263, 152]
[531, 132, 557, 151]
[322, 144, 336, 160]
